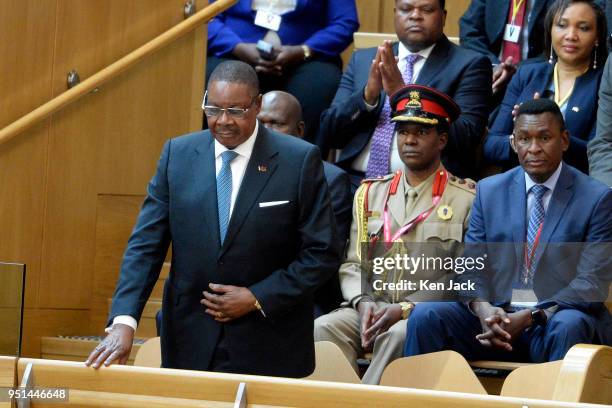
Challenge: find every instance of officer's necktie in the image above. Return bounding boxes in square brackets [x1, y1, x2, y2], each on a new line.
[366, 54, 422, 179]
[217, 150, 239, 245]
[405, 188, 418, 216]
[523, 184, 548, 284]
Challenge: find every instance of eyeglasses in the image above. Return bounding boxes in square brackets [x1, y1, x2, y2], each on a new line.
[202, 91, 258, 119]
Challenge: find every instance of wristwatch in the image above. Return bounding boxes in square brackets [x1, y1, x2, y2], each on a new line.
[399, 302, 414, 320]
[530, 308, 547, 327]
[301, 45, 312, 61]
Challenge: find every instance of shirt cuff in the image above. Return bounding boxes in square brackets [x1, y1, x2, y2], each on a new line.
[350, 294, 374, 309]
[363, 97, 379, 111]
[105, 315, 138, 333]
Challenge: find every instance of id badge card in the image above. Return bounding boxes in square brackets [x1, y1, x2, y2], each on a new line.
[254, 10, 282, 31]
[503, 24, 521, 43]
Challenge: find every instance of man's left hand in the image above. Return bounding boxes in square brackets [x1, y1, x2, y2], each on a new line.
[201, 283, 257, 323]
[362, 304, 402, 349]
[378, 41, 404, 97]
[476, 309, 533, 351]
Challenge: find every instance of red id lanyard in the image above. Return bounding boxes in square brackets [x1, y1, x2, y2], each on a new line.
[523, 223, 544, 280]
[383, 169, 448, 243]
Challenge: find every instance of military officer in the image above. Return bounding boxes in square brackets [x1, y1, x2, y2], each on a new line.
[314, 85, 477, 385]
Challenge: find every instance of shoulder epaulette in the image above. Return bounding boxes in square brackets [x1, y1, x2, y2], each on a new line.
[448, 174, 477, 194]
[361, 172, 396, 184]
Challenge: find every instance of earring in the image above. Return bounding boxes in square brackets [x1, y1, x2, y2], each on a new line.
[593, 43, 598, 69]
[548, 43, 555, 64]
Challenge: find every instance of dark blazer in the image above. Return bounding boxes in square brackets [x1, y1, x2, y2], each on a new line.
[459, 164, 611, 342]
[313, 162, 352, 314]
[108, 125, 340, 377]
[589, 55, 612, 186]
[459, 0, 555, 64]
[318, 36, 492, 180]
[323, 162, 352, 245]
[485, 62, 604, 173]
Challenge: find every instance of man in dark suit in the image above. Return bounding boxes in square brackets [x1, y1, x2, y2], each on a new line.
[589, 55, 612, 186]
[318, 0, 491, 188]
[86, 61, 340, 378]
[258, 90, 352, 314]
[404, 99, 611, 362]
[459, 0, 554, 65]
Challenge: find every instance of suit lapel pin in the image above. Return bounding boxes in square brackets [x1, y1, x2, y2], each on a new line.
[571, 106, 580, 113]
[258, 164, 268, 172]
[437, 205, 453, 221]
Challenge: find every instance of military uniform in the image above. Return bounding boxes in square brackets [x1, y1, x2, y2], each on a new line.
[314, 168, 475, 384]
[314, 84, 476, 384]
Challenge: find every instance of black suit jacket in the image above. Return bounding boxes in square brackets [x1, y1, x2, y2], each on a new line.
[108, 125, 340, 377]
[459, 0, 554, 64]
[318, 36, 492, 179]
[313, 162, 352, 313]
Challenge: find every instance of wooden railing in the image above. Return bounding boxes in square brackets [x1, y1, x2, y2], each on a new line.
[0, 0, 236, 147]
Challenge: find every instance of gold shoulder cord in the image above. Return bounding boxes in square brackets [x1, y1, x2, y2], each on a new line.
[355, 183, 369, 261]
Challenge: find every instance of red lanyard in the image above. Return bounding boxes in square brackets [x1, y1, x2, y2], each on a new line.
[383, 169, 448, 243]
[524, 223, 544, 273]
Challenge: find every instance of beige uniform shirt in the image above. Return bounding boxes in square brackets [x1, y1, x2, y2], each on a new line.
[339, 167, 476, 307]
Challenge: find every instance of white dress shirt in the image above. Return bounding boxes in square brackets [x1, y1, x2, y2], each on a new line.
[352, 42, 436, 174]
[512, 162, 562, 307]
[214, 121, 259, 218]
[108, 122, 260, 332]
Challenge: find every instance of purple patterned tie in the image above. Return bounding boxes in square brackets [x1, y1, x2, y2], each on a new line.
[366, 54, 422, 178]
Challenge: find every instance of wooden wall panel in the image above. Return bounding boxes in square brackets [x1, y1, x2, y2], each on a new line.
[90, 195, 145, 334]
[38, 0, 207, 309]
[0, 0, 56, 313]
[445, 0, 471, 37]
[0, 0, 207, 356]
[20, 309, 90, 358]
[355, 0, 382, 32]
[0, 0, 56, 126]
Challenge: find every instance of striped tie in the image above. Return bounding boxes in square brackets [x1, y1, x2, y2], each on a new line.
[523, 184, 548, 284]
[217, 150, 238, 245]
[366, 54, 422, 179]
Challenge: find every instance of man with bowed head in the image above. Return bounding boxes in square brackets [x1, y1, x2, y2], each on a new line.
[86, 61, 340, 377]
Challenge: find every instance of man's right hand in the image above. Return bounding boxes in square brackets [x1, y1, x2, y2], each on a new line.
[471, 301, 512, 351]
[492, 56, 517, 95]
[357, 300, 378, 351]
[85, 323, 134, 369]
[363, 47, 383, 106]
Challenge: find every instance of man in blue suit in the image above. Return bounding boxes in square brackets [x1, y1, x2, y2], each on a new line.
[318, 0, 492, 187]
[86, 61, 341, 377]
[404, 99, 611, 362]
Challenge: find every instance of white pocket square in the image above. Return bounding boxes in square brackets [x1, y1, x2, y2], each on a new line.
[259, 200, 290, 208]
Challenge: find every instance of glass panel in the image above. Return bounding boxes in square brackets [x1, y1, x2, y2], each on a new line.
[0, 263, 25, 357]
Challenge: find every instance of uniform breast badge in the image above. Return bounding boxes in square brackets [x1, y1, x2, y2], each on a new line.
[437, 205, 453, 221]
